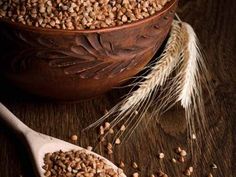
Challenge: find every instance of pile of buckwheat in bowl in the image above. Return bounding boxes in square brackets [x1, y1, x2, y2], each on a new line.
[0, 0, 172, 30]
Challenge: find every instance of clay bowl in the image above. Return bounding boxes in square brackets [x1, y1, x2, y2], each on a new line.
[0, 0, 178, 101]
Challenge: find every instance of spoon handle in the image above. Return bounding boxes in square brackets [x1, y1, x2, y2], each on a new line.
[0, 103, 31, 134]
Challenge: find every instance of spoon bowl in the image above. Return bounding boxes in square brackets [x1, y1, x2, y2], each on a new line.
[0, 103, 126, 177]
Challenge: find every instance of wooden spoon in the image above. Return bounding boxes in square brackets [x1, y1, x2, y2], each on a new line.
[0, 103, 126, 177]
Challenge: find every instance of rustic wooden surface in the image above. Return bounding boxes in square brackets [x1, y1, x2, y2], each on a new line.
[0, 0, 235, 177]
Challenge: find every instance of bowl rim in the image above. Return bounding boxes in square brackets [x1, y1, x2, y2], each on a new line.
[0, 0, 177, 33]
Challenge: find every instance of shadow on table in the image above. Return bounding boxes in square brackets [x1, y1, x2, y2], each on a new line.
[0, 120, 36, 177]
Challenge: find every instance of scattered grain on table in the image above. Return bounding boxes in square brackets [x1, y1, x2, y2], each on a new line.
[171, 158, 177, 163]
[86, 146, 93, 151]
[207, 173, 213, 177]
[115, 138, 121, 145]
[70, 134, 78, 141]
[180, 150, 187, 157]
[211, 163, 217, 169]
[158, 152, 165, 159]
[132, 162, 138, 169]
[119, 161, 125, 168]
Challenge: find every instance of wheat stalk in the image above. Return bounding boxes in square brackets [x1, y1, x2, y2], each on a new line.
[85, 20, 187, 130]
[85, 20, 210, 153]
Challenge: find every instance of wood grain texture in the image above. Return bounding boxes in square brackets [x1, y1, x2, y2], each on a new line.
[0, 0, 235, 177]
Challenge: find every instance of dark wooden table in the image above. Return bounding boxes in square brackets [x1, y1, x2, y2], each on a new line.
[0, 0, 235, 177]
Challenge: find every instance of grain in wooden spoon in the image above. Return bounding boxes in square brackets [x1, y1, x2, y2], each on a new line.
[0, 103, 126, 177]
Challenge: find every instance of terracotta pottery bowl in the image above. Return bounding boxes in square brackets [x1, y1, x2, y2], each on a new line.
[0, 0, 177, 101]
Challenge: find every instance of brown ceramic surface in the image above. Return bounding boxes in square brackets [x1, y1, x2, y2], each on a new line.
[0, 0, 177, 101]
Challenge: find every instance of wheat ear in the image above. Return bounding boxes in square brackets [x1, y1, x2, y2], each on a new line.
[178, 22, 200, 109]
[119, 21, 210, 147]
[85, 20, 210, 150]
[85, 21, 187, 131]
[177, 23, 210, 153]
